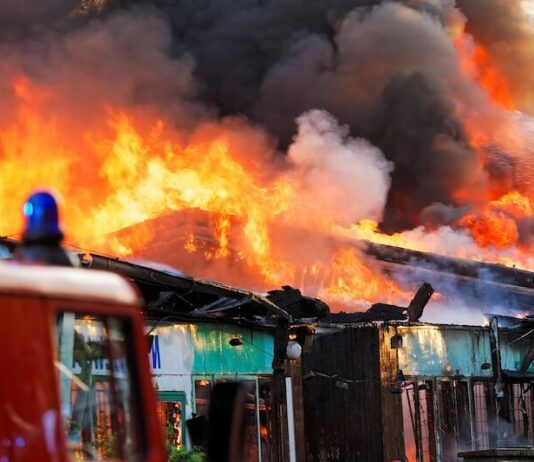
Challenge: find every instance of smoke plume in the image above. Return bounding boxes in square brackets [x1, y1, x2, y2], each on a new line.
[1, 0, 534, 315]
[286, 110, 392, 227]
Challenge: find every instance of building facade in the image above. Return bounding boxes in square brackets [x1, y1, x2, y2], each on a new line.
[301, 321, 534, 462]
[147, 320, 298, 462]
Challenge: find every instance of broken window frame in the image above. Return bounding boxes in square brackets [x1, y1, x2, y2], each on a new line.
[191, 374, 274, 462]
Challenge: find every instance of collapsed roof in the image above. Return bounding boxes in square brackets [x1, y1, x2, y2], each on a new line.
[2, 232, 534, 325]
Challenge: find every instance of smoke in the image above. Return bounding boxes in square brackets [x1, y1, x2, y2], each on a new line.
[286, 110, 392, 227]
[421, 298, 485, 326]
[255, 1, 501, 231]
[376, 70, 487, 231]
[135, 0, 373, 116]
[0, 10, 204, 126]
[256, 1, 472, 142]
[1, 0, 529, 235]
[0, 0, 76, 40]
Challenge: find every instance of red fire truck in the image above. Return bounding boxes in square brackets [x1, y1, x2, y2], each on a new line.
[0, 190, 167, 462]
[0, 262, 167, 462]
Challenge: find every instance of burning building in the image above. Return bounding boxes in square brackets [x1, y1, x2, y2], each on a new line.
[1, 0, 534, 313]
[300, 318, 534, 462]
[2, 232, 534, 462]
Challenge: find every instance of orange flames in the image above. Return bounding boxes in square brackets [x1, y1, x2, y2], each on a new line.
[0, 20, 533, 310]
[459, 192, 533, 249]
[447, 27, 534, 255]
[0, 74, 412, 307]
[455, 34, 514, 111]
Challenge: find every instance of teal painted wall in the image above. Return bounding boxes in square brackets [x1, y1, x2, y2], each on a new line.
[397, 325, 493, 377]
[500, 332, 534, 373]
[191, 323, 274, 375]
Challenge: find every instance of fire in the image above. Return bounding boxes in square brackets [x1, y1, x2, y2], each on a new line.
[349, 219, 425, 251]
[449, 27, 534, 254]
[319, 247, 412, 305]
[458, 192, 533, 248]
[1, 13, 534, 311]
[0, 74, 414, 307]
[452, 26, 522, 155]
[491, 191, 533, 220]
[454, 33, 514, 111]
[459, 210, 518, 248]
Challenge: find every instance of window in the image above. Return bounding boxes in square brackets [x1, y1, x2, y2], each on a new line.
[512, 382, 534, 445]
[192, 375, 274, 461]
[55, 312, 144, 461]
[402, 381, 436, 462]
[258, 378, 274, 462]
[241, 380, 259, 462]
[158, 391, 186, 450]
[472, 382, 490, 449]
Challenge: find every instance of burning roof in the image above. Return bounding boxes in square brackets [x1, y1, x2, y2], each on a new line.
[1, 0, 534, 316]
[102, 209, 534, 318]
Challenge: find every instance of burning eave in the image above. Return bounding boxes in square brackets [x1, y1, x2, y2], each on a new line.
[0, 236, 295, 325]
[82, 252, 293, 324]
[106, 208, 534, 316]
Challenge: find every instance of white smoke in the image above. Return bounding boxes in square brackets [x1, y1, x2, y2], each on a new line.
[395, 224, 534, 270]
[421, 297, 486, 325]
[286, 109, 393, 227]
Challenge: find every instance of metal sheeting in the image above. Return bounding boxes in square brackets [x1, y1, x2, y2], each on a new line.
[397, 325, 494, 378]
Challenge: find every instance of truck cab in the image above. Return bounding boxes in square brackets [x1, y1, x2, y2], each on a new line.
[0, 261, 166, 462]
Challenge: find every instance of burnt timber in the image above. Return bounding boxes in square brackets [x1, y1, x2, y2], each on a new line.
[3, 227, 534, 314]
[363, 241, 534, 314]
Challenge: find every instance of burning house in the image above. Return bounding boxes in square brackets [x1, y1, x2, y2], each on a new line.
[2, 236, 534, 462]
[300, 319, 534, 462]
[56, 246, 534, 462]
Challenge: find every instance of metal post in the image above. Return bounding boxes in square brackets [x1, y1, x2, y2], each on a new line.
[256, 378, 262, 462]
[58, 312, 76, 418]
[285, 377, 297, 462]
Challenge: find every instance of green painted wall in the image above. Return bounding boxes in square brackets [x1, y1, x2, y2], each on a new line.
[397, 325, 494, 377]
[500, 332, 534, 373]
[191, 323, 274, 375]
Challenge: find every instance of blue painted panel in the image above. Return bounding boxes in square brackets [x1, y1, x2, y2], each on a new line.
[501, 338, 534, 373]
[191, 323, 274, 375]
[397, 325, 493, 377]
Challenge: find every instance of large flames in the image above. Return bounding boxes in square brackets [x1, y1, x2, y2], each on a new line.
[0, 14, 533, 309]
[452, 29, 534, 252]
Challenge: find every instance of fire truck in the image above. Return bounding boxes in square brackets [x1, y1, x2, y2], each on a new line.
[0, 191, 166, 461]
[0, 261, 167, 462]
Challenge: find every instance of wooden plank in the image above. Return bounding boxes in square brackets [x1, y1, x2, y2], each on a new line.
[379, 325, 405, 461]
[287, 361, 306, 462]
[301, 326, 383, 461]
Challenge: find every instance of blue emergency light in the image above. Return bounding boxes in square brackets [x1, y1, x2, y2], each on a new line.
[22, 191, 63, 244]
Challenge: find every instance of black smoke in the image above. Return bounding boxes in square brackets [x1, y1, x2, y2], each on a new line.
[375, 71, 485, 231]
[0, 0, 530, 234]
